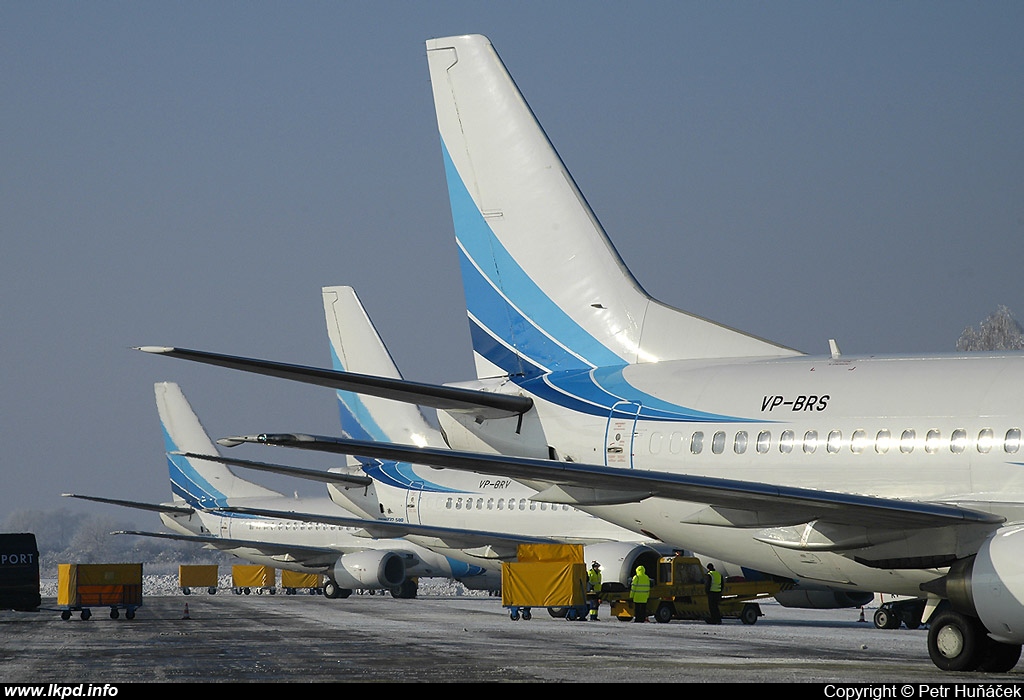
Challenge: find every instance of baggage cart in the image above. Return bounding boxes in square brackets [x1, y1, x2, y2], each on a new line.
[501, 544, 587, 621]
[57, 563, 142, 620]
[179, 564, 219, 595]
[231, 564, 276, 595]
[281, 570, 323, 595]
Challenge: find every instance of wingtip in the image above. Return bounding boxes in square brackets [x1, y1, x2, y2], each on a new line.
[134, 346, 174, 354]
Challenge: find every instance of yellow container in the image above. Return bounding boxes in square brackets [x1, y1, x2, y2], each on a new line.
[179, 565, 218, 588]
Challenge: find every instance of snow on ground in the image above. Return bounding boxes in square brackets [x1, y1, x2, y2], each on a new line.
[39, 574, 487, 598]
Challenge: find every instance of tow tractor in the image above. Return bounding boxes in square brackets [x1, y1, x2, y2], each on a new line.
[606, 555, 791, 624]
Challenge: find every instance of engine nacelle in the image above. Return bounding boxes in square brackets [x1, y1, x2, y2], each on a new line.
[929, 525, 1024, 644]
[332, 550, 406, 590]
[774, 588, 874, 610]
[583, 542, 663, 591]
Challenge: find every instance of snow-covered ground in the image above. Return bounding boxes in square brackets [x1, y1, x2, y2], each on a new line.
[39, 574, 488, 598]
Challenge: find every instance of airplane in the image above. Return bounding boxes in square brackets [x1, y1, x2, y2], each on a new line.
[67, 381, 504, 598]
[136, 34, 1024, 672]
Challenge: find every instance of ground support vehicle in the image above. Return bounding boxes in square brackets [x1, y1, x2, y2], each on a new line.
[281, 570, 323, 595]
[179, 564, 219, 595]
[607, 556, 789, 625]
[501, 544, 586, 622]
[57, 563, 142, 620]
[873, 597, 927, 630]
[231, 564, 276, 595]
[0, 533, 41, 612]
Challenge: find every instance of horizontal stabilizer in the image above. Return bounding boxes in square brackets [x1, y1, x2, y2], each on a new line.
[171, 452, 372, 487]
[63, 493, 194, 515]
[137, 346, 532, 418]
[113, 529, 346, 565]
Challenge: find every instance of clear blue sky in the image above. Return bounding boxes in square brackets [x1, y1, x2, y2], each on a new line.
[3, 2, 1022, 523]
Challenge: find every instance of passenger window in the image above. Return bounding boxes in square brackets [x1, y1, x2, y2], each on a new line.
[803, 431, 817, 454]
[690, 432, 704, 455]
[1006, 429, 1021, 454]
[712, 431, 726, 454]
[477, 498, 484, 510]
[756, 430, 771, 454]
[455, 498, 463, 510]
[900, 429, 916, 454]
[779, 430, 795, 454]
[827, 430, 842, 454]
[851, 429, 868, 454]
[875, 429, 891, 454]
[925, 430, 941, 454]
[950, 429, 967, 454]
[446, 497, 453, 509]
[670, 432, 684, 454]
[650, 432, 663, 455]
[734, 431, 748, 454]
[497, 498, 504, 510]
[978, 428, 995, 454]
[487, 498, 494, 510]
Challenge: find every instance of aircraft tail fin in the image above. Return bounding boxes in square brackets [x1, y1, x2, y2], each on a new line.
[322, 286, 447, 448]
[426, 34, 800, 380]
[155, 381, 283, 508]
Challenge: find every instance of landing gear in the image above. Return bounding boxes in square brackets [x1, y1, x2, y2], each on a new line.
[323, 579, 353, 599]
[389, 578, 419, 599]
[927, 611, 988, 672]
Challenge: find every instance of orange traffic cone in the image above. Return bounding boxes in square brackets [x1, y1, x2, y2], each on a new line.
[182, 603, 191, 620]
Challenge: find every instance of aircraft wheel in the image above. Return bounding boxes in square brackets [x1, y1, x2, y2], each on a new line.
[654, 603, 674, 624]
[874, 608, 898, 630]
[977, 639, 1023, 673]
[928, 611, 985, 672]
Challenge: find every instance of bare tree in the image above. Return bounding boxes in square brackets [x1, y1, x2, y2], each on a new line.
[957, 306, 1024, 352]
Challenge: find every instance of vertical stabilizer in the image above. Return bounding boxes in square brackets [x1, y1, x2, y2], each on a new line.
[426, 34, 799, 380]
[322, 286, 447, 448]
[155, 382, 283, 507]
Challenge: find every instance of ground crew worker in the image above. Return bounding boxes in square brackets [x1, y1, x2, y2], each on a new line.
[630, 565, 651, 623]
[586, 561, 602, 621]
[705, 562, 723, 624]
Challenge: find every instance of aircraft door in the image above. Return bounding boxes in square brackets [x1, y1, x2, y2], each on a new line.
[405, 483, 423, 525]
[606, 401, 641, 469]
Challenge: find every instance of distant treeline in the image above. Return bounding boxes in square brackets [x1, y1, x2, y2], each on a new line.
[2, 508, 232, 573]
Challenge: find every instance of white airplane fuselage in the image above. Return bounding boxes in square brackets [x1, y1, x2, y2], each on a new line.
[440, 351, 1024, 596]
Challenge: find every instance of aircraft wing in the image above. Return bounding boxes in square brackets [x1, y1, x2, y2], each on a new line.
[221, 505, 557, 560]
[63, 493, 195, 515]
[171, 452, 372, 487]
[135, 346, 532, 419]
[113, 529, 347, 567]
[220, 433, 1005, 535]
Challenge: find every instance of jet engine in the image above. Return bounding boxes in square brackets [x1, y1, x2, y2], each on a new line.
[332, 550, 406, 590]
[583, 542, 663, 591]
[933, 524, 1024, 645]
[773, 588, 874, 610]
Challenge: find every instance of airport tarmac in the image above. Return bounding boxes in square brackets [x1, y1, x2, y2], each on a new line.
[2, 593, 1022, 684]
